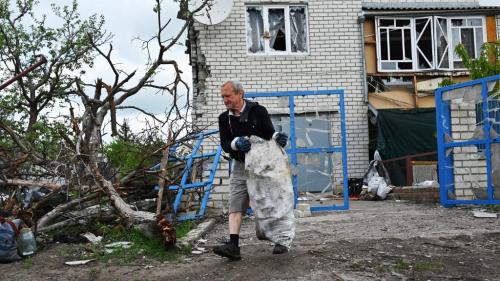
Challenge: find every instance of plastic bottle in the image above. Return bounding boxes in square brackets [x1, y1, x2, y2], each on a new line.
[17, 228, 36, 256]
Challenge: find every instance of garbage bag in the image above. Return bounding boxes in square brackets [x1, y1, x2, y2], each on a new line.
[245, 136, 295, 248]
[0, 218, 22, 262]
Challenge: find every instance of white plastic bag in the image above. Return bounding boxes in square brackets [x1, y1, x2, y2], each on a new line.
[367, 175, 382, 194]
[376, 180, 392, 199]
[245, 136, 295, 248]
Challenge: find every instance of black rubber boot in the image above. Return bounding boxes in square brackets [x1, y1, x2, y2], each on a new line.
[213, 243, 241, 260]
[272, 244, 288, 254]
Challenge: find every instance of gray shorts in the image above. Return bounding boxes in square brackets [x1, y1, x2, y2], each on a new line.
[228, 160, 249, 214]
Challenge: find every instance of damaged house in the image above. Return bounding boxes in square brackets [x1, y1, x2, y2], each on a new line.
[187, 0, 500, 209]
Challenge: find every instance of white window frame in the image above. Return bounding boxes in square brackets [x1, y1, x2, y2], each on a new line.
[414, 16, 434, 71]
[375, 15, 487, 72]
[448, 16, 487, 70]
[245, 5, 309, 56]
[376, 17, 414, 72]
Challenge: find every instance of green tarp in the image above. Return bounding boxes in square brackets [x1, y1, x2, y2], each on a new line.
[376, 109, 437, 186]
[377, 109, 437, 160]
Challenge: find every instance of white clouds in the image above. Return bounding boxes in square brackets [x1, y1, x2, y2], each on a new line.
[34, 0, 193, 133]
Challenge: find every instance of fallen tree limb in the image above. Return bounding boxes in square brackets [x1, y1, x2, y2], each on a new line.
[0, 178, 63, 190]
[36, 192, 102, 230]
[90, 163, 156, 226]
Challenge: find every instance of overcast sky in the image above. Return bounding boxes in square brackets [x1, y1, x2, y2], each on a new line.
[34, 0, 192, 133]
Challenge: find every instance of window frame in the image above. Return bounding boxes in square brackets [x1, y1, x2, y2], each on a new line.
[245, 4, 310, 56]
[448, 16, 487, 70]
[375, 15, 486, 72]
[376, 17, 415, 72]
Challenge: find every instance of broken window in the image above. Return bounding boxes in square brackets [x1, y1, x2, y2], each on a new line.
[290, 6, 308, 53]
[246, 5, 308, 55]
[268, 8, 286, 52]
[377, 18, 414, 71]
[246, 7, 264, 53]
[435, 17, 450, 69]
[376, 16, 486, 72]
[415, 17, 433, 70]
[450, 17, 485, 69]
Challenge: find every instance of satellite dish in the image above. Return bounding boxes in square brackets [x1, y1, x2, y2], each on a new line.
[188, 0, 233, 25]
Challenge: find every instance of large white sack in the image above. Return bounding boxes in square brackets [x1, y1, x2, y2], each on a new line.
[245, 136, 295, 248]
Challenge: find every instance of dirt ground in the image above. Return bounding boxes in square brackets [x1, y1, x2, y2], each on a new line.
[2, 200, 500, 281]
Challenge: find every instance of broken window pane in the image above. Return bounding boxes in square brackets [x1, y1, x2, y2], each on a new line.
[246, 7, 264, 53]
[389, 29, 403, 60]
[290, 6, 308, 53]
[436, 18, 449, 69]
[452, 19, 464, 27]
[381, 29, 388, 60]
[268, 8, 286, 52]
[416, 17, 433, 69]
[380, 19, 394, 27]
[404, 29, 412, 60]
[398, 62, 412, 69]
[396, 19, 410, 27]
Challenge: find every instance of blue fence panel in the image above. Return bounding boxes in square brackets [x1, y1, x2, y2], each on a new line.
[436, 74, 500, 206]
[246, 90, 349, 212]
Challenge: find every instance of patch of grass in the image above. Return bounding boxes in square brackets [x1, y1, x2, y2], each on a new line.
[394, 261, 411, 270]
[21, 256, 33, 269]
[415, 261, 443, 271]
[89, 227, 180, 264]
[176, 220, 195, 239]
[49, 219, 198, 264]
[486, 204, 500, 213]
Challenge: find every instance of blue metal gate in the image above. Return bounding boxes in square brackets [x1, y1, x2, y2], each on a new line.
[246, 90, 349, 212]
[436, 74, 500, 206]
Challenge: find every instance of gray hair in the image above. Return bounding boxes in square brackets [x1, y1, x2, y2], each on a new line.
[222, 80, 244, 95]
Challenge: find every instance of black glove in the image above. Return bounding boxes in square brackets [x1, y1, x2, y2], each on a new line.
[235, 137, 251, 152]
[275, 132, 288, 147]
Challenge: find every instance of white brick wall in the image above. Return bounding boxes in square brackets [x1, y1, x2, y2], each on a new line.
[450, 102, 488, 200]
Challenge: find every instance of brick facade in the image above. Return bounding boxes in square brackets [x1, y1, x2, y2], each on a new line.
[189, 0, 500, 210]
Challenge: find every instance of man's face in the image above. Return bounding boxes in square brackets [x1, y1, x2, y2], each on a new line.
[220, 83, 243, 110]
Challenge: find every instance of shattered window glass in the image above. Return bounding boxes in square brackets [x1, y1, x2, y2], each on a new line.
[245, 5, 309, 55]
[268, 8, 286, 52]
[389, 29, 403, 60]
[415, 17, 433, 70]
[246, 7, 264, 53]
[290, 6, 308, 53]
[376, 16, 485, 72]
[436, 17, 449, 69]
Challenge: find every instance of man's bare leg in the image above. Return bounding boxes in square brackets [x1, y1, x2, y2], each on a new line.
[229, 211, 243, 235]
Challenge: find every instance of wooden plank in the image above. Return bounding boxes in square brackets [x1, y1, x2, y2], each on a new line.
[364, 19, 378, 74]
[156, 132, 173, 215]
[486, 15, 497, 43]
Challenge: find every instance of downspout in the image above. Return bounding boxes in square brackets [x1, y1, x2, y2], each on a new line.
[357, 13, 368, 103]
